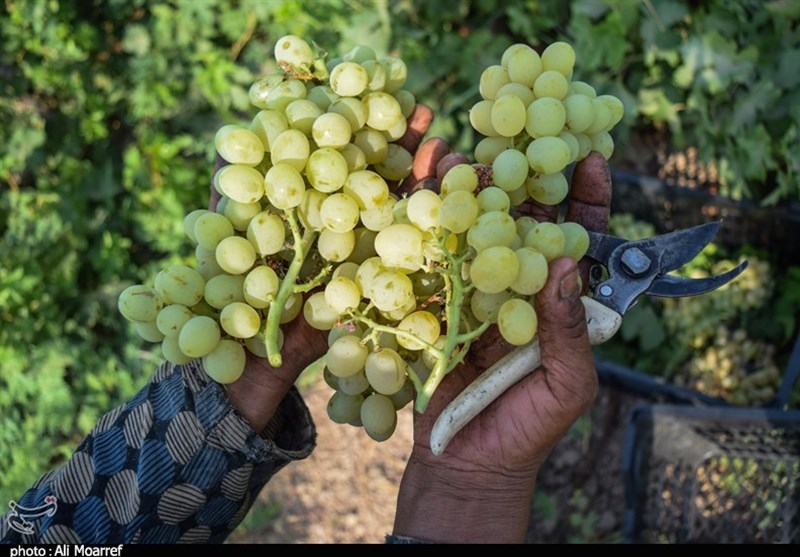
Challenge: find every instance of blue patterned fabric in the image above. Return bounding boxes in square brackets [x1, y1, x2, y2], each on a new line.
[1, 360, 316, 544]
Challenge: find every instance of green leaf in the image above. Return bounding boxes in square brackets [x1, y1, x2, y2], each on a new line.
[122, 24, 151, 56]
[766, 0, 800, 19]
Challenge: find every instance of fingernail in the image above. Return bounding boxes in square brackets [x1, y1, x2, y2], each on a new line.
[560, 270, 580, 300]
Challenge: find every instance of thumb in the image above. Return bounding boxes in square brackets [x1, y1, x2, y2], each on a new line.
[533, 257, 598, 412]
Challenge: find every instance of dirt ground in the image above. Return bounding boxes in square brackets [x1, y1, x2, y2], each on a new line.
[233, 375, 640, 544]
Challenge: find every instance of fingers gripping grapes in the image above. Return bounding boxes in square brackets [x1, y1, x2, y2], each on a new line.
[117, 36, 622, 444]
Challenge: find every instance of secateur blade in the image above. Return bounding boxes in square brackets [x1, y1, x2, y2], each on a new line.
[646, 260, 748, 298]
[586, 221, 729, 315]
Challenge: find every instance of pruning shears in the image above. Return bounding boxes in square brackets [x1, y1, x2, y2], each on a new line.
[430, 221, 748, 455]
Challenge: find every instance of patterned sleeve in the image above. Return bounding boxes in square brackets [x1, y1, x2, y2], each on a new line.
[0, 359, 316, 544]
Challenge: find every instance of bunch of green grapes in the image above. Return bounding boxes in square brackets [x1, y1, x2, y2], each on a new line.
[681, 326, 781, 405]
[119, 37, 625, 443]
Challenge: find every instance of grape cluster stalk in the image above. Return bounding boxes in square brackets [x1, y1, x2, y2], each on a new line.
[118, 36, 624, 442]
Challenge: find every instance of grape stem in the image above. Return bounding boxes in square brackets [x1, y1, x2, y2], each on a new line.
[294, 264, 333, 293]
[265, 209, 316, 367]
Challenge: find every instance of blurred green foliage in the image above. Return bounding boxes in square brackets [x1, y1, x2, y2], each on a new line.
[1, 0, 798, 503]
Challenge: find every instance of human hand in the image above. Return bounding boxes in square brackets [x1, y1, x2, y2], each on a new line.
[217, 105, 437, 432]
[393, 146, 612, 543]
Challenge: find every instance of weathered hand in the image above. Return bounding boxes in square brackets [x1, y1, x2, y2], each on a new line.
[393, 145, 612, 543]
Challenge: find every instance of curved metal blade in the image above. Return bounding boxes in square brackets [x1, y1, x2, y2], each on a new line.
[647, 260, 748, 298]
[636, 221, 722, 275]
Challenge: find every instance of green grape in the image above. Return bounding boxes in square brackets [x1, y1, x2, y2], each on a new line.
[332, 261, 360, 281]
[467, 211, 517, 252]
[360, 198, 396, 232]
[560, 222, 590, 261]
[184, 209, 210, 243]
[327, 391, 364, 424]
[496, 82, 535, 107]
[381, 297, 417, 322]
[440, 163, 478, 196]
[329, 97, 367, 131]
[298, 189, 326, 231]
[569, 81, 597, 98]
[161, 335, 192, 365]
[280, 292, 304, 324]
[469, 99, 499, 137]
[374, 224, 424, 272]
[243, 265, 280, 309]
[156, 304, 193, 338]
[492, 149, 529, 192]
[118, 285, 163, 322]
[392, 197, 411, 226]
[525, 97, 566, 138]
[214, 124, 265, 166]
[440, 190, 479, 233]
[541, 41, 576, 76]
[178, 315, 221, 358]
[215, 236, 256, 275]
[491, 93, 527, 138]
[306, 85, 339, 111]
[515, 216, 539, 240]
[355, 256, 386, 298]
[365, 349, 407, 395]
[303, 291, 339, 331]
[597, 94, 624, 130]
[510, 247, 549, 295]
[479, 65, 510, 100]
[369, 271, 415, 311]
[312, 112, 352, 149]
[470, 246, 519, 294]
[497, 298, 538, 346]
[394, 89, 416, 118]
[360, 393, 397, 442]
[191, 300, 218, 320]
[362, 92, 403, 131]
[574, 133, 592, 160]
[154, 265, 205, 307]
[558, 131, 580, 162]
[343, 170, 390, 210]
[265, 163, 306, 209]
[344, 45, 377, 63]
[223, 200, 261, 231]
[590, 131, 614, 159]
[320, 193, 360, 233]
[406, 189, 442, 231]
[203, 339, 246, 384]
[340, 143, 368, 172]
[525, 136, 571, 175]
[270, 128, 310, 170]
[248, 72, 284, 110]
[213, 165, 265, 204]
[389, 378, 415, 410]
[274, 34, 314, 68]
[474, 136, 512, 165]
[204, 274, 246, 309]
[504, 44, 542, 87]
[220, 301, 261, 339]
[194, 212, 234, 251]
[246, 211, 286, 256]
[380, 56, 408, 93]
[563, 94, 594, 134]
[330, 61, 369, 96]
[397, 311, 440, 351]
[250, 109, 289, 152]
[317, 228, 355, 262]
[526, 172, 569, 205]
[533, 70, 569, 100]
[361, 59, 386, 92]
[337, 370, 371, 396]
[374, 144, 413, 181]
[507, 184, 528, 207]
[328, 322, 364, 347]
[326, 335, 369, 377]
[421, 335, 447, 370]
[324, 276, 361, 315]
[353, 128, 388, 164]
[585, 98, 611, 134]
[470, 289, 512, 322]
[476, 187, 511, 215]
[284, 99, 324, 136]
[135, 321, 165, 343]
[524, 222, 566, 262]
[348, 228, 378, 264]
[266, 79, 306, 112]
[383, 116, 408, 142]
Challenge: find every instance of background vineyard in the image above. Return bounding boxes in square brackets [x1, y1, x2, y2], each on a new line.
[1, 0, 799, 536]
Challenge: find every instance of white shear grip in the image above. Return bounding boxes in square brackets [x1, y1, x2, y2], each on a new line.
[429, 296, 623, 456]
